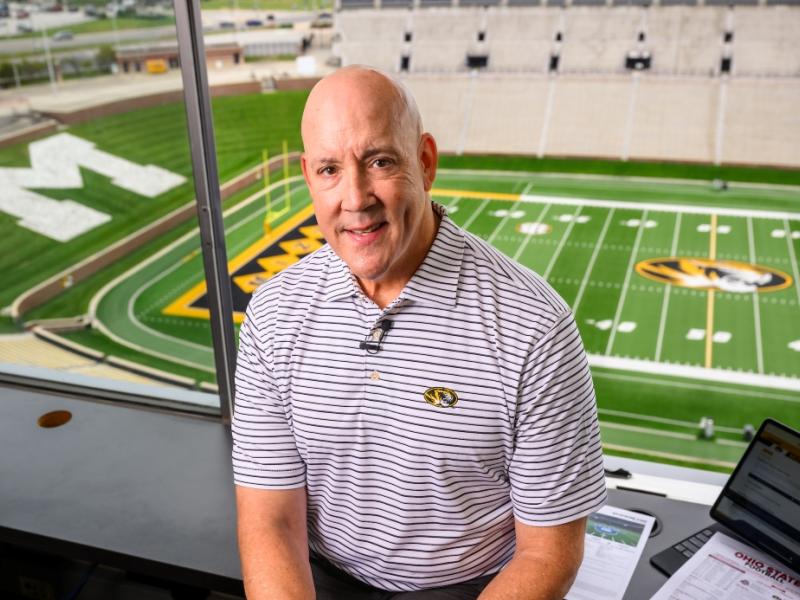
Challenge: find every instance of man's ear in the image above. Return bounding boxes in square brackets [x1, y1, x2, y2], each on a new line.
[419, 133, 438, 192]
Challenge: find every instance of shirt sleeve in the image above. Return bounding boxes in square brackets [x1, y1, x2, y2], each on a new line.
[231, 296, 306, 489]
[509, 310, 607, 526]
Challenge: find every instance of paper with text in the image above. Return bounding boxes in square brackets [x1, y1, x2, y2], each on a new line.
[651, 531, 800, 600]
[566, 505, 655, 600]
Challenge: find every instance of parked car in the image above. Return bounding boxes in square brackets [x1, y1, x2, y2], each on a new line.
[218, 20, 235, 29]
[245, 19, 263, 27]
[52, 30, 74, 41]
[17, 23, 33, 33]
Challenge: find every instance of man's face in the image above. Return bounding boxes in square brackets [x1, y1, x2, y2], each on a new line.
[301, 74, 437, 287]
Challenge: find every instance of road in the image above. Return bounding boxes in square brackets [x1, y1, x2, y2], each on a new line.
[0, 26, 178, 56]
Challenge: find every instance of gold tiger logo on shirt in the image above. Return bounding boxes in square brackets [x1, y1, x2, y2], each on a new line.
[423, 387, 459, 409]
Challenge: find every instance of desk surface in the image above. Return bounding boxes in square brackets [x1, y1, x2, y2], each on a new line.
[0, 385, 714, 598]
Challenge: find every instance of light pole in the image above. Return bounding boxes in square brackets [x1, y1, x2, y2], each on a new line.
[111, 6, 120, 51]
[36, 14, 58, 91]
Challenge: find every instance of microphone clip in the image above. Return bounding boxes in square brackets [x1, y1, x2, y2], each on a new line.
[359, 320, 393, 354]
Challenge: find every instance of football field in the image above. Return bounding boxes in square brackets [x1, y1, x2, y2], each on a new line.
[91, 168, 800, 470]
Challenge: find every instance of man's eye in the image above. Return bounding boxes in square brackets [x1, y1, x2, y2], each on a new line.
[318, 166, 337, 176]
[372, 158, 393, 168]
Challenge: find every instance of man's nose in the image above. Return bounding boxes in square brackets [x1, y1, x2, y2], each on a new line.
[341, 167, 374, 212]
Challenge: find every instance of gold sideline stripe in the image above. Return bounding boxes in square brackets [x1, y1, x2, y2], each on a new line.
[705, 214, 718, 369]
[432, 189, 520, 201]
[162, 204, 316, 323]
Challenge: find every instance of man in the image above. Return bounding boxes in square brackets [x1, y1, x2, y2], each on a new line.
[232, 66, 607, 599]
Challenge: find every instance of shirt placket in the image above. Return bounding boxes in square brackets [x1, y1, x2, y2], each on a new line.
[356, 295, 405, 410]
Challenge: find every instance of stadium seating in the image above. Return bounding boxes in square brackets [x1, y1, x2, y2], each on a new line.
[485, 7, 557, 72]
[645, 7, 727, 76]
[337, 4, 800, 167]
[732, 6, 800, 77]
[559, 7, 641, 73]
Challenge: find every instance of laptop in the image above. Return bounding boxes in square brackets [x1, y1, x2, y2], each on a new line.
[650, 418, 800, 577]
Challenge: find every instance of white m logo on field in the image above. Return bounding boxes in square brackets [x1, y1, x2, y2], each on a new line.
[0, 133, 186, 242]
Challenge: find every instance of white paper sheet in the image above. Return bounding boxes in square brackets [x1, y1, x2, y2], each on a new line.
[565, 505, 656, 600]
[650, 531, 800, 600]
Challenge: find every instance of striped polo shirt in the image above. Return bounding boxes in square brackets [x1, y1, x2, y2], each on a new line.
[232, 206, 607, 592]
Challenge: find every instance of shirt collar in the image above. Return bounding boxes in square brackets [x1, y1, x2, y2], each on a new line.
[322, 204, 465, 308]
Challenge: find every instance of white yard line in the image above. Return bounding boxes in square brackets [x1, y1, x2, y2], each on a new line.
[747, 217, 765, 374]
[521, 182, 534, 196]
[592, 370, 800, 403]
[589, 354, 800, 394]
[519, 193, 800, 221]
[543, 206, 583, 281]
[487, 212, 514, 245]
[88, 178, 308, 370]
[598, 408, 743, 434]
[572, 208, 615, 316]
[442, 196, 462, 212]
[461, 198, 491, 231]
[601, 421, 697, 441]
[783, 218, 800, 306]
[655, 212, 682, 362]
[602, 443, 737, 469]
[605, 210, 648, 356]
[125, 182, 310, 349]
[603, 421, 744, 448]
[436, 168, 800, 193]
[512, 203, 551, 262]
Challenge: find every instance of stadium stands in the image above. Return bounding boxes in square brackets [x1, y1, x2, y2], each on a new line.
[485, 7, 558, 72]
[732, 6, 800, 77]
[336, 4, 800, 167]
[559, 7, 641, 73]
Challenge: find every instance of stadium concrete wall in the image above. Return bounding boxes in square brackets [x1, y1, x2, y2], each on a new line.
[0, 120, 59, 149]
[274, 77, 322, 91]
[404, 73, 800, 168]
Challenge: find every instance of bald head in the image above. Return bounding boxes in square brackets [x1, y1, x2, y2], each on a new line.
[298, 66, 439, 306]
[301, 66, 422, 152]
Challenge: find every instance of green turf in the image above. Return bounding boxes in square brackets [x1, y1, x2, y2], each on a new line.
[86, 168, 799, 469]
[200, 0, 332, 10]
[4, 90, 800, 471]
[2, 90, 309, 309]
[0, 316, 22, 334]
[63, 328, 216, 385]
[440, 155, 800, 187]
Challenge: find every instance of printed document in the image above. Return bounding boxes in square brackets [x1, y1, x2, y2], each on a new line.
[651, 531, 800, 600]
[565, 505, 655, 600]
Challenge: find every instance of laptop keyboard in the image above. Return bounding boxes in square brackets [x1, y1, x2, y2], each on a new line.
[672, 528, 715, 559]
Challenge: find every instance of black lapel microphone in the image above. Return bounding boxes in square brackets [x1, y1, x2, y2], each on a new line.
[359, 320, 393, 354]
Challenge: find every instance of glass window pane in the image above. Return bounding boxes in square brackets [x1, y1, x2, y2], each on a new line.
[1, 3, 219, 410]
[223, 3, 800, 476]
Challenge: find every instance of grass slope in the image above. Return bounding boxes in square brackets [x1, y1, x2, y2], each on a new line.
[2, 90, 309, 309]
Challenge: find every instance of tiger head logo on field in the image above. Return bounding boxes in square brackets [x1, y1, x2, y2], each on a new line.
[635, 258, 792, 293]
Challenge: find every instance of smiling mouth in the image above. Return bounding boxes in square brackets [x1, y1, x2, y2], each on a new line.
[347, 222, 386, 235]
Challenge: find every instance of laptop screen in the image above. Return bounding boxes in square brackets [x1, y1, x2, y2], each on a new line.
[711, 419, 800, 572]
